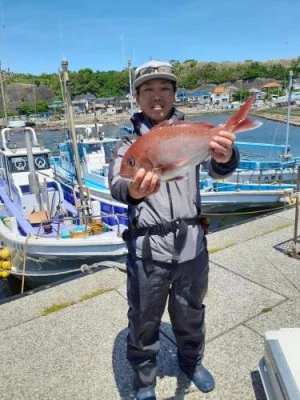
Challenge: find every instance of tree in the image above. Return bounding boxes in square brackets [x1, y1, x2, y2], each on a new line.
[231, 90, 250, 102]
[17, 103, 34, 115]
[6, 59, 296, 108]
[35, 100, 50, 113]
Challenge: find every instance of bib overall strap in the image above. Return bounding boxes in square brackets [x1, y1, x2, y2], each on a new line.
[123, 217, 202, 273]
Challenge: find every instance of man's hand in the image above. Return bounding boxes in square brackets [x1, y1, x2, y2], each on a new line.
[209, 130, 236, 164]
[128, 168, 160, 200]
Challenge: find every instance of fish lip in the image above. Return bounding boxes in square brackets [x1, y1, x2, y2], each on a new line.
[119, 176, 133, 182]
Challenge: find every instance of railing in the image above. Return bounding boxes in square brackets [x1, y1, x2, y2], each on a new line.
[292, 166, 300, 259]
[33, 212, 125, 239]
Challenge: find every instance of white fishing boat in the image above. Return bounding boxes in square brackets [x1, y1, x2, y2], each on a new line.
[200, 179, 296, 212]
[202, 71, 300, 184]
[200, 145, 299, 185]
[53, 135, 296, 216]
[51, 121, 296, 217]
[0, 77, 127, 289]
[51, 122, 120, 202]
[50, 130, 129, 234]
[51, 62, 296, 222]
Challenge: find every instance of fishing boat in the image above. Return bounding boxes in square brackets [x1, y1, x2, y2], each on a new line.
[0, 122, 127, 288]
[51, 122, 120, 202]
[50, 61, 296, 224]
[53, 133, 296, 216]
[51, 118, 296, 217]
[202, 71, 300, 184]
[200, 179, 296, 213]
[201, 144, 299, 185]
[50, 124, 129, 230]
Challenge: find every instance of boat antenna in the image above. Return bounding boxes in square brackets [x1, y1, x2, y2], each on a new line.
[60, 58, 91, 219]
[284, 70, 293, 158]
[128, 58, 134, 116]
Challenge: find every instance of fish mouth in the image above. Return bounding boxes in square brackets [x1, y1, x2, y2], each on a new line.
[119, 175, 133, 182]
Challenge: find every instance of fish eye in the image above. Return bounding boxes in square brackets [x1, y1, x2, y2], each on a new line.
[127, 157, 136, 167]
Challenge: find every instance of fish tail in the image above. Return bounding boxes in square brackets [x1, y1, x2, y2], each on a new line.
[223, 95, 259, 133]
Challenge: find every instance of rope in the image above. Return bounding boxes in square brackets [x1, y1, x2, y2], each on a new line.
[21, 234, 31, 294]
[202, 200, 296, 217]
[11, 260, 126, 277]
[80, 260, 126, 273]
[12, 266, 84, 277]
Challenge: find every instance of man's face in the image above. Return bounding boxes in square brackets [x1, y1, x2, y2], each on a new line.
[136, 79, 176, 124]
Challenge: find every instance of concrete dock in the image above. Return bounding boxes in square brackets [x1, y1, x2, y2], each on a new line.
[0, 207, 299, 400]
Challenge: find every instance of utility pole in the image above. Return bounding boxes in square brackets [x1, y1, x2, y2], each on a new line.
[0, 60, 8, 127]
[284, 70, 293, 158]
[60, 59, 91, 221]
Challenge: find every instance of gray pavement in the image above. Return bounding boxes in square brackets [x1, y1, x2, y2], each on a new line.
[0, 207, 299, 400]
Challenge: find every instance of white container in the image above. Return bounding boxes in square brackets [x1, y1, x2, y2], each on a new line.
[103, 165, 109, 177]
[64, 217, 73, 226]
[3, 217, 19, 234]
[259, 328, 300, 400]
[91, 200, 100, 218]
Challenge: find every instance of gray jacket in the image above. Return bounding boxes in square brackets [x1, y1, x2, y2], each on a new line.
[109, 108, 240, 263]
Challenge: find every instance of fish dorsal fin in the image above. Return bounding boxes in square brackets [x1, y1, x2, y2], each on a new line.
[191, 121, 215, 129]
[155, 120, 186, 129]
[148, 120, 187, 134]
[152, 120, 215, 132]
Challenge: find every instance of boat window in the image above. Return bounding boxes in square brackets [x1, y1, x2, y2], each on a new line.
[8, 156, 29, 173]
[83, 143, 102, 154]
[7, 154, 50, 173]
[102, 141, 118, 161]
[33, 154, 50, 170]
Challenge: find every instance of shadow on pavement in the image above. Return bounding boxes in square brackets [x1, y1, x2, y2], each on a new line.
[251, 370, 267, 400]
[112, 322, 193, 399]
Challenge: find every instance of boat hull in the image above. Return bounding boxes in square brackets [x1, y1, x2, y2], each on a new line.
[201, 188, 295, 213]
[0, 219, 128, 286]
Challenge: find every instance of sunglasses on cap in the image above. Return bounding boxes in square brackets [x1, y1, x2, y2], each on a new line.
[135, 65, 174, 79]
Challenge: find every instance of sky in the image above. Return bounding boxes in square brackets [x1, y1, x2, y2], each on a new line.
[0, 0, 299, 75]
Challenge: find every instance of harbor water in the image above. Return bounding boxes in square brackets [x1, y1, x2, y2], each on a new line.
[1, 115, 299, 300]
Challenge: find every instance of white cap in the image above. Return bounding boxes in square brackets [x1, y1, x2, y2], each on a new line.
[133, 60, 177, 90]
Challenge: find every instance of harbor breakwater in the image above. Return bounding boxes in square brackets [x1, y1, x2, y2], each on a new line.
[32, 105, 300, 131]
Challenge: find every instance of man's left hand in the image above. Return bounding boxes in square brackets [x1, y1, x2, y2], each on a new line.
[209, 130, 236, 164]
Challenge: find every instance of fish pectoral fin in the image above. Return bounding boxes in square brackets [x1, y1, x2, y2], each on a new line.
[166, 175, 187, 182]
[154, 159, 186, 174]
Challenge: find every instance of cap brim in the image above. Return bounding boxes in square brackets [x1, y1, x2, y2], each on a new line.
[134, 73, 177, 90]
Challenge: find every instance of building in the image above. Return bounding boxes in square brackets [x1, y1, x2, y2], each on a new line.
[186, 90, 211, 105]
[48, 100, 64, 111]
[71, 99, 89, 114]
[211, 86, 230, 105]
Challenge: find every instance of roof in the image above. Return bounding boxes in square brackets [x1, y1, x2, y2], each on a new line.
[214, 86, 226, 93]
[187, 90, 210, 97]
[262, 82, 281, 88]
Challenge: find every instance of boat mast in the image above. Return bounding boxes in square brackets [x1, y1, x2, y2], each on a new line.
[0, 60, 8, 127]
[128, 58, 134, 116]
[25, 127, 43, 211]
[284, 70, 293, 157]
[60, 59, 91, 218]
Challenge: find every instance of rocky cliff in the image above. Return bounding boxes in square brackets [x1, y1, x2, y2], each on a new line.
[0, 83, 55, 111]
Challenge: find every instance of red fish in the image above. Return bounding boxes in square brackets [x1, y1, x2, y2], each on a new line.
[120, 96, 260, 182]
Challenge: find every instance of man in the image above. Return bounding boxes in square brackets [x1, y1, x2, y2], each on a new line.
[109, 60, 240, 400]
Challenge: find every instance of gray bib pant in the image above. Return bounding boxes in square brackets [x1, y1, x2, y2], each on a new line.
[126, 246, 209, 389]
